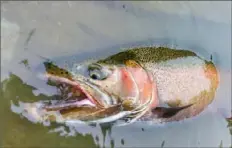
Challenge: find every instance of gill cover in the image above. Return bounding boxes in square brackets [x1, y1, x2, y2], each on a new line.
[114, 60, 158, 125]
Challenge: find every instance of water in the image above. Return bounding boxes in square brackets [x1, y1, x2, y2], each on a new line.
[1, 1, 231, 147]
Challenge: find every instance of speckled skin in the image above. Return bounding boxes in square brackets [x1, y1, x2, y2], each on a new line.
[97, 47, 197, 65]
[44, 47, 219, 123]
[97, 47, 219, 122]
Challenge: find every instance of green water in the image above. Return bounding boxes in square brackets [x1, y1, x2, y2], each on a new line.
[0, 74, 99, 147]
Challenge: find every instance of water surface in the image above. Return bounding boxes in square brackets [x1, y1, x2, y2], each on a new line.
[1, 1, 231, 147]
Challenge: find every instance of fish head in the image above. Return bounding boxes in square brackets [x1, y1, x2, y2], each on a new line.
[29, 56, 158, 124]
[44, 58, 158, 109]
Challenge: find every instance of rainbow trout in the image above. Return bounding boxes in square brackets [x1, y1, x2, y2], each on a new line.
[26, 47, 219, 126]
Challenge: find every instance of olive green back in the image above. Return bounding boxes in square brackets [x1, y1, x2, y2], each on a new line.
[97, 47, 197, 65]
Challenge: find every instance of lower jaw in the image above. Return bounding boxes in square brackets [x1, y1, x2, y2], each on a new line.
[43, 99, 96, 111]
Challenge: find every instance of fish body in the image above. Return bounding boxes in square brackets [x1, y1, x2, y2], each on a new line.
[94, 47, 219, 123]
[28, 47, 219, 125]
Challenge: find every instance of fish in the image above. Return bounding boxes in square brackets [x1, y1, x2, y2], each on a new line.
[23, 46, 219, 126]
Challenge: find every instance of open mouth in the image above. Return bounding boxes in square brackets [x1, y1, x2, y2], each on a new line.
[42, 74, 103, 111]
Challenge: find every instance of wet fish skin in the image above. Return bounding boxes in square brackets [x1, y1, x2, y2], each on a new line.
[37, 46, 219, 124]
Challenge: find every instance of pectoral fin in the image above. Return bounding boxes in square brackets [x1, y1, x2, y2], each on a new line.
[151, 104, 193, 118]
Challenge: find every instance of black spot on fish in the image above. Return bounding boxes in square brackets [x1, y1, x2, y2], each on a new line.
[122, 4, 125, 9]
[141, 128, 144, 131]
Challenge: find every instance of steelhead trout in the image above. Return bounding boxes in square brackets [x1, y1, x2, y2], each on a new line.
[25, 46, 219, 125]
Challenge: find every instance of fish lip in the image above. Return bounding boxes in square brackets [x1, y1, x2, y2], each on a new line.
[72, 77, 108, 108]
[43, 73, 106, 110]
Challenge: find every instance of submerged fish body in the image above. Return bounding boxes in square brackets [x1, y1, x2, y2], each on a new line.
[26, 46, 219, 125]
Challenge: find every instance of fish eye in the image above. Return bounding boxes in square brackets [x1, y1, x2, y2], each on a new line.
[88, 64, 111, 80]
[89, 69, 102, 80]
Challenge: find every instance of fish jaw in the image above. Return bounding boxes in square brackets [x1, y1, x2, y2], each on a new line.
[43, 73, 113, 111]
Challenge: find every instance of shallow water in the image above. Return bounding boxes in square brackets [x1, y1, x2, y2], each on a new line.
[1, 1, 231, 147]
